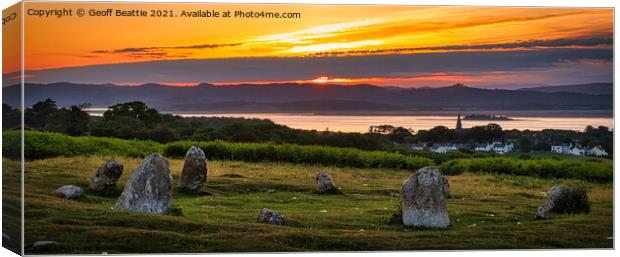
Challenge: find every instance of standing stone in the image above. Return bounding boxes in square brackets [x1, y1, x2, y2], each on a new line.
[89, 160, 123, 194]
[535, 185, 590, 219]
[442, 177, 452, 199]
[401, 166, 450, 228]
[315, 171, 338, 194]
[54, 185, 84, 200]
[257, 208, 284, 225]
[115, 154, 173, 214]
[179, 146, 208, 192]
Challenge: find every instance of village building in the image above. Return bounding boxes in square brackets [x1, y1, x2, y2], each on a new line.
[474, 142, 514, 154]
[587, 145, 609, 157]
[455, 113, 463, 134]
[568, 145, 587, 156]
[411, 142, 427, 151]
[551, 143, 571, 154]
[431, 144, 458, 153]
[550, 143, 608, 157]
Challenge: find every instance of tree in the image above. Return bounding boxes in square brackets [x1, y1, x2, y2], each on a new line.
[486, 123, 504, 140]
[26, 98, 58, 128]
[388, 127, 414, 144]
[416, 126, 456, 143]
[2, 103, 20, 130]
[45, 105, 90, 136]
[517, 137, 532, 152]
[103, 101, 162, 127]
[465, 126, 490, 142]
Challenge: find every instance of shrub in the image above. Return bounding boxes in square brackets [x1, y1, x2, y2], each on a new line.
[3, 130, 163, 159]
[164, 140, 434, 170]
[438, 157, 612, 182]
[4, 131, 433, 171]
[548, 185, 591, 215]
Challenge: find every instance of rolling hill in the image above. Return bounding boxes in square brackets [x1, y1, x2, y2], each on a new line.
[518, 82, 612, 95]
[2, 82, 613, 112]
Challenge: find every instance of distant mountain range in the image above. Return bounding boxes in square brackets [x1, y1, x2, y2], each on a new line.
[518, 82, 612, 94]
[2, 82, 613, 112]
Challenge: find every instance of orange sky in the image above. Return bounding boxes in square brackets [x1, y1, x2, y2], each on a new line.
[2, 2, 613, 87]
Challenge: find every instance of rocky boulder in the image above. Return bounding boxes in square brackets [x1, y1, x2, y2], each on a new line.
[401, 166, 450, 228]
[89, 160, 123, 195]
[115, 154, 173, 214]
[315, 171, 338, 194]
[179, 146, 208, 192]
[257, 208, 284, 225]
[54, 185, 84, 200]
[535, 185, 590, 219]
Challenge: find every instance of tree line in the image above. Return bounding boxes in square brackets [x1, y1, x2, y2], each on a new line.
[2, 99, 613, 155]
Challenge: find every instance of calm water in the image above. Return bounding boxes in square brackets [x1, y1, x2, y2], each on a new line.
[171, 113, 614, 133]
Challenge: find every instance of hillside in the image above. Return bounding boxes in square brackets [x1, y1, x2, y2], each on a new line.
[518, 83, 613, 95]
[2, 82, 613, 111]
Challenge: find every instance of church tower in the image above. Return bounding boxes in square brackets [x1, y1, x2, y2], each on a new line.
[456, 113, 463, 132]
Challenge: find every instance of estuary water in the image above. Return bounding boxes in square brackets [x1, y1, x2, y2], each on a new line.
[172, 113, 614, 133]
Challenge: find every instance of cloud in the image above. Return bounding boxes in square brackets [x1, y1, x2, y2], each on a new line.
[307, 37, 613, 56]
[92, 43, 243, 58]
[16, 48, 611, 88]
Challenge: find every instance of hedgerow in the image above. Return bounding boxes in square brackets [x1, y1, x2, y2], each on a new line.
[3, 131, 611, 182]
[439, 157, 612, 182]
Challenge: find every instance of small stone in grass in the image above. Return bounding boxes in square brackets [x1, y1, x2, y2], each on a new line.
[54, 185, 84, 200]
[257, 208, 284, 225]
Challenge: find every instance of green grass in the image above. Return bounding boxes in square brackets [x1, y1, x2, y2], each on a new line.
[2, 157, 22, 254]
[14, 156, 613, 254]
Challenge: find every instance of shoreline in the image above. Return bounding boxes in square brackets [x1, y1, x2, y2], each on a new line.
[86, 109, 614, 118]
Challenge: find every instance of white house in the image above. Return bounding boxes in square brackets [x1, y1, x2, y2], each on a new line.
[474, 142, 514, 154]
[587, 145, 608, 157]
[551, 143, 571, 154]
[411, 142, 427, 151]
[474, 144, 492, 152]
[431, 144, 458, 153]
[568, 145, 587, 156]
[492, 142, 514, 155]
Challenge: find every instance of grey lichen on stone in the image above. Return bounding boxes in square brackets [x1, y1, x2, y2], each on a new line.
[179, 146, 208, 192]
[115, 153, 173, 214]
[89, 160, 123, 195]
[401, 166, 450, 228]
[54, 185, 84, 200]
[315, 171, 338, 194]
[257, 208, 285, 225]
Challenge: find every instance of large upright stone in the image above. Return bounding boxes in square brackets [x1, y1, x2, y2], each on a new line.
[115, 154, 173, 214]
[401, 166, 450, 228]
[179, 146, 208, 192]
[315, 171, 338, 194]
[535, 185, 590, 219]
[89, 160, 123, 195]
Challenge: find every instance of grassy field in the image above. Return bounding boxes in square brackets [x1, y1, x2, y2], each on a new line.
[4, 131, 613, 181]
[8, 155, 613, 254]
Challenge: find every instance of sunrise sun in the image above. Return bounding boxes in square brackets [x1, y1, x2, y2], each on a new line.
[312, 76, 330, 83]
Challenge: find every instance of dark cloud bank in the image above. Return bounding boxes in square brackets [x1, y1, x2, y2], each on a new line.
[3, 47, 613, 86]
